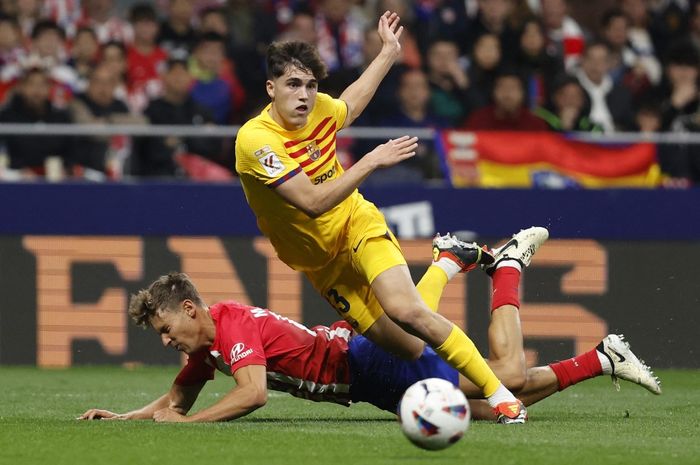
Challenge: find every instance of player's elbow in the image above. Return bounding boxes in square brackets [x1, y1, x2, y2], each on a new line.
[251, 392, 268, 410]
[247, 385, 268, 409]
[298, 196, 331, 219]
[300, 204, 323, 219]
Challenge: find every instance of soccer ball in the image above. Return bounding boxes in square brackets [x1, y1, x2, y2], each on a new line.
[398, 378, 471, 450]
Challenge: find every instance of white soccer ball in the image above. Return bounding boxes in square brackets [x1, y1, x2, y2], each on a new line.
[398, 378, 471, 451]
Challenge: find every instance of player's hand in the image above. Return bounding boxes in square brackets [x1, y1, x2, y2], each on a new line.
[153, 408, 188, 423]
[366, 136, 418, 169]
[77, 408, 126, 420]
[377, 11, 403, 58]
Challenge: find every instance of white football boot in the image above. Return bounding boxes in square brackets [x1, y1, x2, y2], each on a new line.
[597, 334, 662, 395]
[483, 226, 549, 273]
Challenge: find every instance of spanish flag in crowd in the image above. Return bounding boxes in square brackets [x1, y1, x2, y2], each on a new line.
[437, 131, 662, 188]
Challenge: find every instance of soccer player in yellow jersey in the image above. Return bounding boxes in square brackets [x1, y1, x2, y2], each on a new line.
[235, 11, 526, 422]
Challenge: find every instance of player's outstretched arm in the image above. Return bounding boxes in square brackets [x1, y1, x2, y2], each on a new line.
[78, 382, 206, 421]
[154, 365, 268, 423]
[78, 393, 170, 421]
[275, 136, 417, 218]
[339, 11, 403, 128]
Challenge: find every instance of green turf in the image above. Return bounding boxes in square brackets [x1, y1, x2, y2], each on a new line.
[0, 367, 698, 465]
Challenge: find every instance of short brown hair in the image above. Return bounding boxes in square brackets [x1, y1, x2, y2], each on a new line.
[266, 41, 327, 80]
[128, 272, 204, 328]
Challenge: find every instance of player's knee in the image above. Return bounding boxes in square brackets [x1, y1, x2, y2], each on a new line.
[387, 304, 430, 335]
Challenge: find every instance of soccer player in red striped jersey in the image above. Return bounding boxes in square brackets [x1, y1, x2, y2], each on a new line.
[234, 10, 526, 422]
[78, 233, 660, 423]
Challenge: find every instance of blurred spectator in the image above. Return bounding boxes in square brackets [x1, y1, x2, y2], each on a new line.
[225, 0, 277, 53]
[374, 0, 422, 69]
[42, 0, 83, 39]
[30, 20, 68, 61]
[28, 20, 78, 106]
[224, 0, 257, 50]
[224, 1, 277, 117]
[509, 0, 536, 31]
[101, 40, 129, 102]
[134, 59, 221, 177]
[158, 0, 197, 55]
[463, 68, 548, 130]
[224, 0, 304, 46]
[278, 10, 317, 43]
[0, 66, 74, 174]
[375, 68, 447, 182]
[0, 14, 22, 66]
[126, 3, 167, 113]
[539, 0, 586, 71]
[667, 110, 700, 183]
[689, 1, 700, 55]
[425, 39, 472, 126]
[189, 32, 245, 124]
[315, 0, 366, 74]
[339, 28, 405, 124]
[655, 56, 700, 182]
[634, 97, 663, 132]
[575, 41, 634, 131]
[69, 63, 146, 177]
[466, 0, 520, 61]
[200, 6, 231, 39]
[535, 74, 602, 132]
[600, 7, 661, 100]
[514, 17, 563, 109]
[413, 0, 470, 55]
[82, 0, 133, 44]
[465, 33, 503, 112]
[68, 27, 100, 93]
[646, 0, 690, 57]
[15, 0, 41, 42]
[199, 6, 251, 118]
[0, 14, 25, 102]
[658, 40, 699, 130]
[620, 0, 663, 86]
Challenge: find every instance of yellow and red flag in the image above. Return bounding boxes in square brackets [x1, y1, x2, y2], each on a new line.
[437, 131, 661, 188]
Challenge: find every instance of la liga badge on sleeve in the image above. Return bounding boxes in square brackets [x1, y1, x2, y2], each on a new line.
[255, 145, 285, 176]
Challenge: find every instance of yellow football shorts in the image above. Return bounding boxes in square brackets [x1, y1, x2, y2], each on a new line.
[304, 201, 406, 334]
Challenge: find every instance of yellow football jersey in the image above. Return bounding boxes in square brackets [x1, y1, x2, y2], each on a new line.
[236, 93, 361, 271]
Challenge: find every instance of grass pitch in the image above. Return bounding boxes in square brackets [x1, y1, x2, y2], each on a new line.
[1, 367, 698, 465]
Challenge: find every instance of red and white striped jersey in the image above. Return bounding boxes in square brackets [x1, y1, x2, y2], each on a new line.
[175, 301, 354, 405]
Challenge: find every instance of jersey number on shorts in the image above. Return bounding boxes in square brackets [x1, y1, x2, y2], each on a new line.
[326, 288, 350, 313]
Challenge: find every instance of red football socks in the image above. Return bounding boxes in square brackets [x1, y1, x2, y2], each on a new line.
[491, 265, 521, 312]
[549, 349, 603, 390]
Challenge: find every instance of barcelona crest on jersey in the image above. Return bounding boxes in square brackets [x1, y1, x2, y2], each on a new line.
[306, 141, 321, 161]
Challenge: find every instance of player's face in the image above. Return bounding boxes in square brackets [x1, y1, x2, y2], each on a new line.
[266, 66, 318, 130]
[150, 303, 203, 354]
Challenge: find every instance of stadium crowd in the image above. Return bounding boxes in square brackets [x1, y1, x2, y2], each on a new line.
[0, 0, 698, 182]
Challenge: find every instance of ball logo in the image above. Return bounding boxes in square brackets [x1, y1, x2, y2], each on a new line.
[230, 342, 253, 363]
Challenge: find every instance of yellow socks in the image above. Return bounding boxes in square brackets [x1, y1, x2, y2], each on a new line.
[418, 261, 504, 399]
[434, 325, 501, 397]
[416, 265, 448, 312]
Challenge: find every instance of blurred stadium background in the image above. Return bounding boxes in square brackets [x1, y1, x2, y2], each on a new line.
[0, 0, 699, 373]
